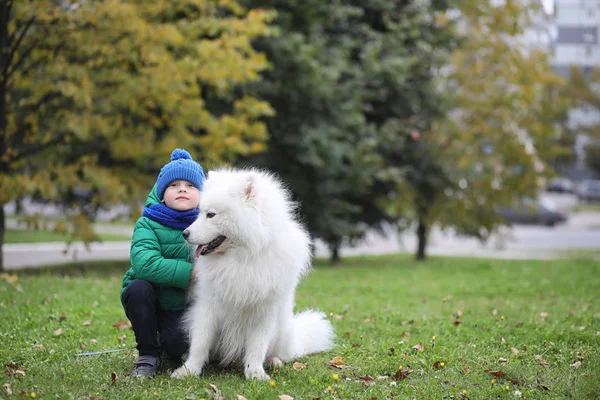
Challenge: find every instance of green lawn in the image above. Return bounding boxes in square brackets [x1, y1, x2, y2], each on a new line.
[4, 229, 130, 244]
[1, 255, 599, 399]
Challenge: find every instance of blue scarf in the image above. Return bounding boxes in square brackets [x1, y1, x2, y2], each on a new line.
[142, 203, 199, 230]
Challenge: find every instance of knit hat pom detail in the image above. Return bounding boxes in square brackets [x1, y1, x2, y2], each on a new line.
[171, 148, 192, 161]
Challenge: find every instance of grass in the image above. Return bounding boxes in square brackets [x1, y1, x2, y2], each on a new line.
[1, 255, 599, 399]
[4, 229, 130, 244]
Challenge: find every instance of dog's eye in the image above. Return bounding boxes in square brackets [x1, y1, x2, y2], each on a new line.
[206, 212, 216, 219]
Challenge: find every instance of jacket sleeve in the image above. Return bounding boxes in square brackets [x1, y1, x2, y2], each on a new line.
[129, 218, 192, 289]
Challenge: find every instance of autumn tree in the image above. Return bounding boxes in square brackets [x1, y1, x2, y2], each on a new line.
[0, 0, 275, 271]
[400, 0, 572, 259]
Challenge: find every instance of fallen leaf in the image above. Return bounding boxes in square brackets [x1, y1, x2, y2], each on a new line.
[79, 342, 86, 350]
[278, 396, 293, 400]
[540, 384, 551, 391]
[412, 342, 424, 352]
[3, 383, 12, 396]
[433, 361, 442, 369]
[456, 310, 463, 318]
[90, 339, 98, 343]
[308, 396, 321, 400]
[499, 358, 507, 364]
[392, 368, 413, 381]
[570, 361, 582, 368]
[118, 335, 126, 341]
[535, 354, 543, 361]
[292, 362, 306, 370]
[32, 343, 44, 349]
[82, 320, 91, 326]
[501, 337, 506, 344]
[236, 396, 248, 400]
[463, 365, 471, 373]
[539, 361, 549, 368]
[344, 331, 351, 338]
[510, 347, 519, 354]
[351, 343, 361, 348]
[363, 317, 372, 323]
[402, 331, 411, 338]
[578, 326, 586, 331]
[60, 314, 66, 321]
[376, 375, 389, 380]
[577, 353, 584, 361]
[360, 375, 375, 386]
[329, 356, 346, 368]
[111, 372, 118, 385]
[454, 320, 461, 326]
[539, 312, 548, 318]
[54, 328, 63, 336]
[334, 315, 345, 320]
[487, 370, 507, 378]
[112, 319, 129, 330]
[492, 309, 498, 316]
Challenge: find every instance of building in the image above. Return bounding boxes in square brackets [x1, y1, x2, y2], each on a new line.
[552, 0, 600, 179]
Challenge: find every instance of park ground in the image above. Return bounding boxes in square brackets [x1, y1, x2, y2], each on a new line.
[1, 254, 599, 399]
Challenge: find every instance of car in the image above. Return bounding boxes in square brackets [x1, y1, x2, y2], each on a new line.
[546, 178, 575, 194]
[577, 179, 600, 202]
[499, 197, 568, 227]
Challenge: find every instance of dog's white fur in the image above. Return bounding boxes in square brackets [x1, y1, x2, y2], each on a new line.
[171, 168, 335, 381]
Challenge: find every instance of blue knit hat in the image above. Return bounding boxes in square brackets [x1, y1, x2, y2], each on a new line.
[156, 149, 205, 200]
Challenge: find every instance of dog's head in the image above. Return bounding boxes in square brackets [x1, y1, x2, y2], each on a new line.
[183, 168, 291, 257]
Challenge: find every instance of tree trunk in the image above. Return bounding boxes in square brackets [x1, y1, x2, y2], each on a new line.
[0, 1, 9, 272]
[330, 244, 340, 264]
[416, 217, 427, 261]
[0, 204, 4, 272]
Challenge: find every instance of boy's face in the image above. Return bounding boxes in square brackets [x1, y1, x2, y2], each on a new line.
[163, 180, 200, 211]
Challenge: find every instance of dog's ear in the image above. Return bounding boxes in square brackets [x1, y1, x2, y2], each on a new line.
[242, 172, 257, 202]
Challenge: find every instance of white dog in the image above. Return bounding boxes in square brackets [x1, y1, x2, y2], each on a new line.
[171, 168, 335, 381]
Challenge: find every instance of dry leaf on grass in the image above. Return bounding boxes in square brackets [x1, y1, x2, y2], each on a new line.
[334, 315, 345, 320]
[292, 362, 306, 370]
[3, 383, 12, 396]
[570, 361, 582, 368]
[82, 320, 91, 326]
[278, 396, 293, 400]
[412, 342, 424, 352]
[499, 358, 507, 364]
[539, 361, 549, 368]
[112, 319, 129, 330]
[54, 328, 63, 336]
[360, 375, 375, 386]
[352, 343, 361, 348]
[539, 312, 548, 318]
[111, 372, 118, 385]
[492, 309, 498, 316]
[433, 361, 443, 369]
[510, 347, 519, 354]
[486, 370, 507, 378]
[456, 310, 463, 318]
[344, 331, 351, 338]
[236, 396, 248, 400]
[392, 368, 413, 381]
[329, 356, 346, 368]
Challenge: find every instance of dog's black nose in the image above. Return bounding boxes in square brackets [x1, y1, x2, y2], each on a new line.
[182, 230, 190, 240]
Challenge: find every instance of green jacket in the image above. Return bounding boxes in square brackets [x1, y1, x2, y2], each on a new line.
[121, 185, 194, 311]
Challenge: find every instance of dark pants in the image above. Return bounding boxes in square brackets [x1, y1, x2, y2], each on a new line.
[121, 280, 189, 360]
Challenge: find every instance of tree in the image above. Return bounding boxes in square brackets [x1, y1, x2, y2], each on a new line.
[566, 66, 600, 177]
[240, 0, 457, 262]
[0, 0, 275, 271]
[402, 0, 572, 260]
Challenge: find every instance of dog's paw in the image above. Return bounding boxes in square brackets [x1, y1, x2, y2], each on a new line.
[244, 366, 270, 381]
[268, 357, 283, 369]
[171, 364, 201, 379]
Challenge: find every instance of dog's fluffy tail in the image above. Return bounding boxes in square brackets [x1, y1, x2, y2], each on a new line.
[280, 310, 334, 361]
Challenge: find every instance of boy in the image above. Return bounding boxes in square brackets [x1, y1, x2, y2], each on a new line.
[121, 148, 204, 378]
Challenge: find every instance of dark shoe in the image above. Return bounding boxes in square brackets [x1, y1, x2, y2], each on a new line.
[130, 355, 160, 379]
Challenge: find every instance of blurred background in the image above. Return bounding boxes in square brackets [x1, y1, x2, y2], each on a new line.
[1, 0, 599, 271]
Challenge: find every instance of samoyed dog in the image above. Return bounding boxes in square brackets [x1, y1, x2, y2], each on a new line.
[171, 168, 335, 381]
